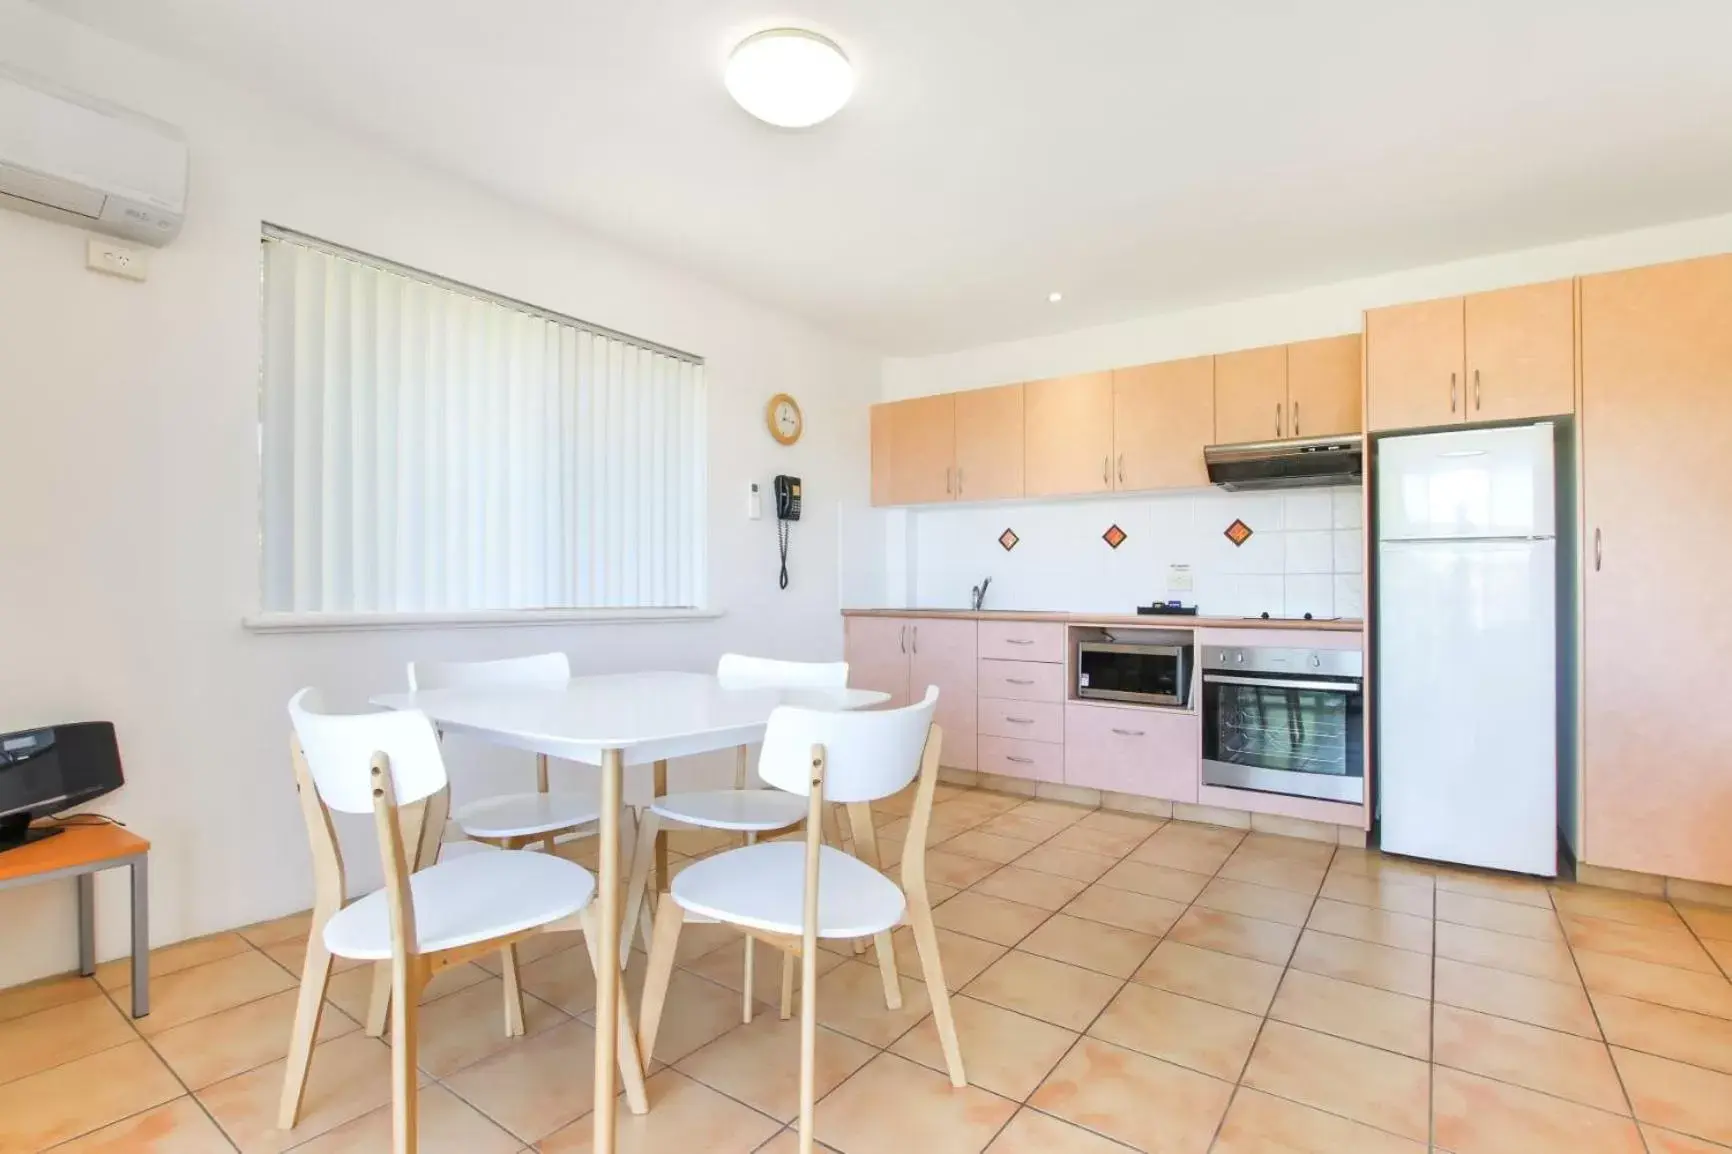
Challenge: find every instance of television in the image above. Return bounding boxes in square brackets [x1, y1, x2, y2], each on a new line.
[0, 721, 125, 851]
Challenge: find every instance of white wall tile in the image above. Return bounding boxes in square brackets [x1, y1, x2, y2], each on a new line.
[1284, 530, 1334, 574]
[1334, 575, 1365, 618]
[1332, 486, 1363, 529]
[1332, 528, 1364, 574]
[1228, 575, 1285, 618]
[1284, 491, 1334, 531]
[1284, 575, 1335, 619]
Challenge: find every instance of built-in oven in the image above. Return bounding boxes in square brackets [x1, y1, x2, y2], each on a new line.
[1077, 639, 1191, 708]
[1201, 646, 1364, 803]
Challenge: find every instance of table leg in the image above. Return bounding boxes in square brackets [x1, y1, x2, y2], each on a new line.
[652, 759, 669, 895]
[76, 873, 95, 977]
[594, 748, 623, 1154]
[130, 857, 150, 1018]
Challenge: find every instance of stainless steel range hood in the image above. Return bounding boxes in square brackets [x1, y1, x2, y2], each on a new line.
[1204, 434, 1364, 491]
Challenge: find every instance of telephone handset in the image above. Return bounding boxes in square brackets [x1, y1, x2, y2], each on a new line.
[774, 475, 800, 589]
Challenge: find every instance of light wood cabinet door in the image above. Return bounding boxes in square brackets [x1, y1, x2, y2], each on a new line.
[869, 403, 896, 507]
[1580, 255, 1732, 885]
[1024, 373, 1114, 497]
[953, 384, 1024, 502]
[844, 616, 911, 711]
[1214, 344, 1288, 444]
[908, 618, 978, 770]
[1113, 356, 1214, 491]
[1286, 334, 1363, 438]
[1366, 296, 1465, 432]
[887, 394, 956, 505]
[1465, 279, 1576, 422]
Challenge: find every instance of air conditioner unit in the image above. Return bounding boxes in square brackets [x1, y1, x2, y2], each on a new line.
[0, 66, 187, 245]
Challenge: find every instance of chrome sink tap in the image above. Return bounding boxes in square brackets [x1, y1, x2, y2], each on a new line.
[970, 577, 992, 611]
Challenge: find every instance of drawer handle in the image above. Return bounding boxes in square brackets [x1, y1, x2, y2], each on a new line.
[1006, 716, 1036, 724]
[1005, 638, 1035, 646]
[1006, 756, 1034, 765]
[1006, 678, 1035, 685]
[1111, 727, 1146, 737]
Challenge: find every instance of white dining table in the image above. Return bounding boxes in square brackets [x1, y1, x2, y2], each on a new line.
[370, 670, 888, 1153]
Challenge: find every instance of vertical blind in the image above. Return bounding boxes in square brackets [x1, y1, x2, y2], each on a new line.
[260, 231, 706, 614]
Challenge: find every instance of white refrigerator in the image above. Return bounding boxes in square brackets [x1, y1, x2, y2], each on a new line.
[1377, 422, 1558, 876]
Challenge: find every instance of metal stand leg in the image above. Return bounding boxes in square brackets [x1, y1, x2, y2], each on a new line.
[76, 873, 96, 976]
[129, 857, 150, 1018]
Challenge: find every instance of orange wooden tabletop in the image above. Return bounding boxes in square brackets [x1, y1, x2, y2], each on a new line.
[0, 823, 149, 884]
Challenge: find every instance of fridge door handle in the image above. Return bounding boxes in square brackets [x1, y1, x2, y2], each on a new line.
[1594, 528, 1602, 571]
[1450, 372, 1457, 413]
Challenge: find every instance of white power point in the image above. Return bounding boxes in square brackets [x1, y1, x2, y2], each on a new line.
[747, 482, 763, 521]
[86, 236, 149, 282]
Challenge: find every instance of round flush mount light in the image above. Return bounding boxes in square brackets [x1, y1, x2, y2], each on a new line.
[1048, 291, 1064, 303]
[725, 29, 853, 128]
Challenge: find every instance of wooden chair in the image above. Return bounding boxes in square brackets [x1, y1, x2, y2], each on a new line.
[636, 686, 965, 1153]
[278, 689, 647, 1154]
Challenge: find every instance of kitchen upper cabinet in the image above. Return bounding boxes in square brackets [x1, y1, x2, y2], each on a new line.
[1214, 344, 1288, 445]
[1367, 296, 1465, 432]
[844, 615, 911, 710]
[1024, 372, 1114, 497]
[1286, 334, 1363, 438]
[908, 617, 977, 771]
[872, 394, 955, 506]
[1465, 279, 1576, 422]
[869, 404, 895, 506]
[1114, 356, 1214, 491]
[1580, 254, 1732, 885]
[953, 384, 1024, 502]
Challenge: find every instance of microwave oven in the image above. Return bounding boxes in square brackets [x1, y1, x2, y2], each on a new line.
[1076, 640, 1192, 707]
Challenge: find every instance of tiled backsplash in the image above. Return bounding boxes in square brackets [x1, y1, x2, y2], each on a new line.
[911, 486, 1364, 618]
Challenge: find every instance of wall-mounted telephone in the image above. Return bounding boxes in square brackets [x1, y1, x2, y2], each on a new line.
[774, 475, 800, 589]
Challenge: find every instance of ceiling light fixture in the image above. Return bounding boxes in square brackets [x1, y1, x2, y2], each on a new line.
[1048, 291, 1064, 303]
[725, 29, 853, 128]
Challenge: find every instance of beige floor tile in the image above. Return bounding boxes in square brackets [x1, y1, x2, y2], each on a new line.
[1269, 969, 1430, 1058]
[1704, 939, 1732, 979]
[1096, 859, 1211, 903]
[1576, 950, 1732, 1019]
[1434, 955, 1599, 1037]
[1614, 1045, 1732, 1146]
[974, 812, 1068, 843]
[1128, 832, 1237, 875]
[1553, 887, 1685, 929]
[0, 993, 135, 1086]
[1319, 871, 1434, 918]
[1168, 907, 1300, 966]
[887, 924, 1007, 989]
[1432, 1065, 1644, 1154]
[814, 1051, 1017, 1154]
[811, 959, 934, 1047]
[541, 1068, 782, 1153]
[923, 849, 1002, 889]
[150, 986, 359, 1090]
[1676, 903, 1732, 943]
[940, 830, 1038, 865]
[1289, 930, 1432, 999]
[932, 891, 1053, 945]
[294, 1082, 520, 1153]
[442, 1017, 597, 1143]
[1434, 1003, 1626, 1112]
[198, 1031, 403, 1153]
[0, 973, 103, 1026]
[1307, 898, 1432, 954]
[472, 929, 585, 974]
[964, 950, 1121, 1031]
[677, 1015, 875, 1123]
[684, 934, 844, 1008]
[1018, 913, 1157, 978]
[1241, 1020, 1430, 1142]
[95, 933, 254, 992]
[1435, 868, 1555, 909]
[1133, 940, 1284, 1015]
[1195, 877, 1315, 927]
[135, 950, 297, 1037]
[1061, 884, 1186, 936]
[1643, 1124, 1732, 1153]
[984, 1106, 1133, 1153]
[971, 865, 1091, 911]
[1327, 853, 1437, 886]
[1029, 1036, 1233, 1154]
[0, 1039, 181, 1151]
[1088, 982, 1261, 1080]
[1563, 913, 1718, 973]
[1015, 844, 1119, 883]
[416, 977, 568, 1077]
[892, 994, 1076, 1100]
[1216, 852, 1327, 895]
[1041, 822, 1151, 860]
[1436, 919, 1580, 984]
[584, 968, 738, 1066]
[322, 960, 490, 1023]
[1594, 991, 1732, 1075]
[1238, 832, 1336, 864]
[236, 912, 312, 948]
[260, 937, 366, 979]
[1077, 808, 1167, 836]
[1011, 799, 1093, 827]
[755, 1129, 839, 1153]
[1213, 1087, 1427, 1154]
[52, 1096, 234, 1154]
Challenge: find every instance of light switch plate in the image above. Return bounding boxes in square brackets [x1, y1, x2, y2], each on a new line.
[86, 236, 149, 281]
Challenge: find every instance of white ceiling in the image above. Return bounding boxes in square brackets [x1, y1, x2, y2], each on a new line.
[37, 0, 1732, 354]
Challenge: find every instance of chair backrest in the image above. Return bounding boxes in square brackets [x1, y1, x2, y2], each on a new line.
[288, 688, 447, 815]
[757, 685, 938, 804]
[407, 651, 571, 691]
[716, 653, 848, 690]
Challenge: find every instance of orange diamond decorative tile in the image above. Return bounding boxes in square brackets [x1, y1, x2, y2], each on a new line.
[1224, 519, 1253, 547]
[1102, 524, 1127, 549]
[999, 528, 1019, 551]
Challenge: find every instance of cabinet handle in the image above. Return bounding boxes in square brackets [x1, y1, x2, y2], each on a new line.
[1473, 368, 1481, 411]
[1006, 678, 1035, 685]
[1117, 454, 1125, 484]
[912, 625, 919, 654]
[899, 625, 906, 654]
[1006, 755, 1035, 765]
[1450, 372, 1457, 413]
[1276, 402, 1282, 438]
[1111, 727, 1146, 737]
[1006, 638, 1035, 646]
[1594, 528, 1602, 571]
[945, 467, 952, 495]
[1102, 457, 1110, 484]
[1006, 716, 1036, 724]
[1293, 401, 1301, 437]
[957, 467, 964, 495]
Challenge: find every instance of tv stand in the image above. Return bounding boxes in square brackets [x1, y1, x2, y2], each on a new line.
[0, 814, 63, 853]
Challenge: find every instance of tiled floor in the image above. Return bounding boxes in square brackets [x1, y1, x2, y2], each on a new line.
[7, 783, 1732, 1151]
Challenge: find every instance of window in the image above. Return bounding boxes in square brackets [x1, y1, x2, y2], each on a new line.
[259, 228, 706, 616]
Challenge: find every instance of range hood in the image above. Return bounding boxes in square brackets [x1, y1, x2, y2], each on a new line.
[1204, 434, 1364, 491]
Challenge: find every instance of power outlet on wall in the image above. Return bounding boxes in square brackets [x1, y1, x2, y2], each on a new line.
[86, 236, 150, 282]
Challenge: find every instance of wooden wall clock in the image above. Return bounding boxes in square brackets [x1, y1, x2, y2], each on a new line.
[766, 393, 803, 445]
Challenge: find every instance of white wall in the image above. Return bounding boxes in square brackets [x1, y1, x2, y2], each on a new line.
[0, 2, 879, 988]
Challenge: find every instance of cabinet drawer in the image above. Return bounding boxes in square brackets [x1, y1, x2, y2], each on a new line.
[1064, 702, 1199, 802]
[977, 658, 1066, 702]
[978, 621, 1066, 663]
[978, 697, 1064, 743]
[978, 735, 1064, 784]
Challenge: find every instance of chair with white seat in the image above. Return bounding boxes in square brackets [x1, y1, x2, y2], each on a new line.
[277, 689, 646, 1154]
[636, 686, 965, 1154]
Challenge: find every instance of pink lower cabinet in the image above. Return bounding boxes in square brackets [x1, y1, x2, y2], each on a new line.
[978, 735, 1064, 784]
[908, 617, 977, 771]
[844, 615, 913, 710]
[1064, 703, 1200, 803]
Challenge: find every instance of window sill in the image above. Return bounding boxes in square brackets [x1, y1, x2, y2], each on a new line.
[242, 607, 725, 634]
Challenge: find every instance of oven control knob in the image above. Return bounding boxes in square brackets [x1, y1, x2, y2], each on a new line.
[1309, 655, 1322, 669]
[1234, 653, 1244, 664]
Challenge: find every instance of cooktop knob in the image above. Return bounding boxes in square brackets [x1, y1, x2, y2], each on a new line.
[1309, 654, 1322, 669]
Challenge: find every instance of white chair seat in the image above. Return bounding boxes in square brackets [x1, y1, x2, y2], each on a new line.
[324, 850, 594, 960]
[650, 788, 809, 833]
[454, 791, 600, 840]
[671, 842, 906, 940]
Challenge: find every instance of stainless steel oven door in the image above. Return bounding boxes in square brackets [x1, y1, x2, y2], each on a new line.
[1201, 672, 1364, 803]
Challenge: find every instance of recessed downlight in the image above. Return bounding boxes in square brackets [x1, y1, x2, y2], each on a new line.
[725, 29, 853, 128]
[1048, 291, 1064, 303]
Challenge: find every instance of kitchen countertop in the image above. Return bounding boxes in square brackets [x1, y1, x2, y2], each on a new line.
[842, 608, 1363, 633]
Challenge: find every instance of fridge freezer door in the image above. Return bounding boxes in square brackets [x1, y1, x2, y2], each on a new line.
[1377, 538, 1557, 875]
[1378, 424, 1556, 541]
